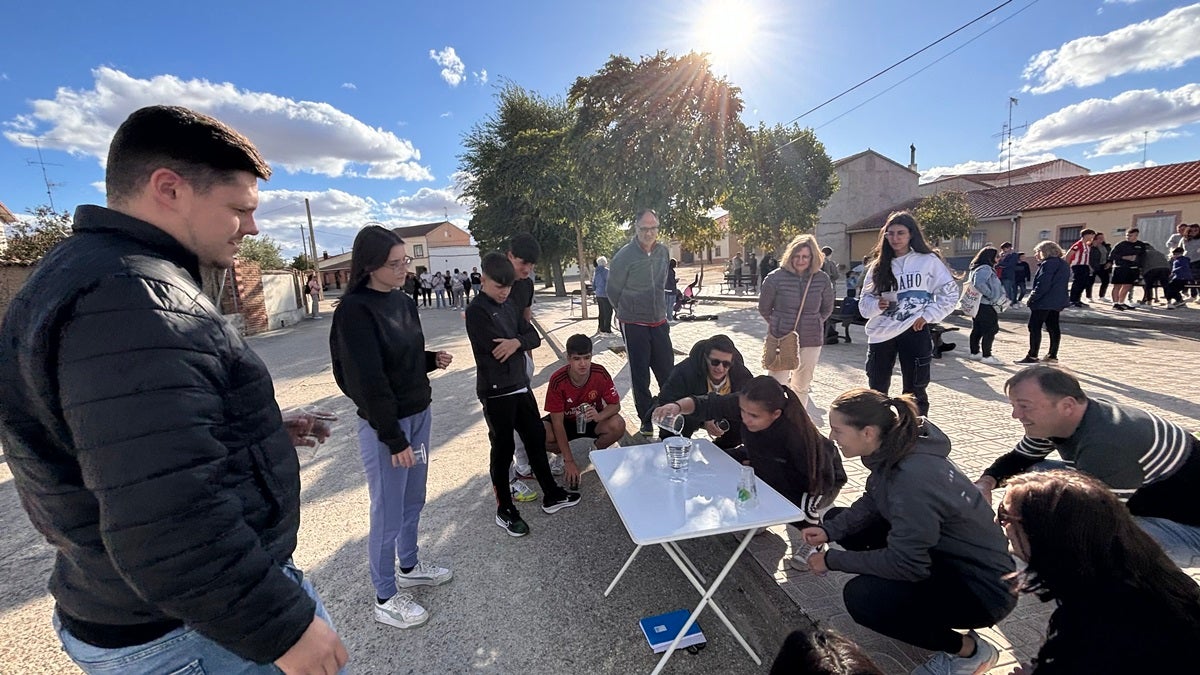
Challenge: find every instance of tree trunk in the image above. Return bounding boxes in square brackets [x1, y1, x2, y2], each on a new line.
[574, 224, 590, 319]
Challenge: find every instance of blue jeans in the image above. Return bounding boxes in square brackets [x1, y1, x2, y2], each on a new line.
[1134, 517, 1200, 568]
[1002, 278, 1018, 303]
[54, 562, 340, 674]
[357, 408, 431, 598]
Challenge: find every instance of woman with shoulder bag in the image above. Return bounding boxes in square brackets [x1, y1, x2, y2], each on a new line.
[758, 234, 834, 414]
[965, 246, 1007, 365]
[1014, 240, 1069, 365]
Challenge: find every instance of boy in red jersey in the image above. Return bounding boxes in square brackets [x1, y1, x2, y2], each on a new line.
[543, 334, 625, 488]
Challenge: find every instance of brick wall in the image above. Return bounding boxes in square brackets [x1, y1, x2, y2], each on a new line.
[231, 260, 268, 335]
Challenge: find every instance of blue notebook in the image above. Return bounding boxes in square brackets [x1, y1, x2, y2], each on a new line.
[639, 609, 706, 653]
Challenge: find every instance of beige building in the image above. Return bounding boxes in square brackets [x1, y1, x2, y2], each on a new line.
[920, 158, 1090, 196]
[817, 149, 921, 269]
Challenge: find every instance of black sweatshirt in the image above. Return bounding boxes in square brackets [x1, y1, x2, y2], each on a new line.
[330, 287, 438, 454]
[465, 291, 541, 399]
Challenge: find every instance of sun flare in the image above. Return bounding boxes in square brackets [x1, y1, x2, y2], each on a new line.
[690, 0, 762, 73]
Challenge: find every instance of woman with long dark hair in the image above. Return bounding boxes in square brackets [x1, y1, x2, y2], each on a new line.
[802, 388, 1015, 675]
[653, 375, 847, 565]
[1015, 240, 1069, 365]
[999, 470, 1200, 673]
[966, 246, 1006, 365]
[858, 212, 958, 416]
[329, 226, 454, 631]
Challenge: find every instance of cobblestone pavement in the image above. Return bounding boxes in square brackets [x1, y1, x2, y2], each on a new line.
[538, 289, 1200, 675]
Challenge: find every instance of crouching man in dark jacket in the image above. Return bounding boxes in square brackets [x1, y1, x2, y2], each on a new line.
[0, 107, 348, 674]
[657, 334, 753, 449]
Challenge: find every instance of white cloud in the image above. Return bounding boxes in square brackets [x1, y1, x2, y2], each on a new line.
[0, 73, 8, 81]
[473, 69, 488, 85]
[920, 153, 1059, 183]
[90, 180, 105, 194]
[1016, 84, 1200, 155]
[1103, 0, 1144, 4]
[2, 67, 434, 181]
[440, 111, 453, 118]
[1099, 159, 1158, 173]
[341, 82, 357, 90]
[429, 47, 466, 87]
[1023, 3, 1200, 94]
[385, 185, 469, 221]
[1086, 129, 1185, 157]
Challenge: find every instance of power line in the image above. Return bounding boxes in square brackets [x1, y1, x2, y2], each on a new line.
[783, 0, 1014, 127]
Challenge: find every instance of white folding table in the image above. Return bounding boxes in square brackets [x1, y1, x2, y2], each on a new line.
[592, 439, 804, 674]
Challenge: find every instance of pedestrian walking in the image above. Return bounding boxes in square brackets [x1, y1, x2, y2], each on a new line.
[593, 256, 613, 333]
[1014, 240, 1069, 365]
[965, 246, 1006, 365]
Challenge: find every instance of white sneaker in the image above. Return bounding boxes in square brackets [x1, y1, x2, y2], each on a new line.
[786, 542, 824, 571]
[967, 352, 983, 361]
[980, 356, 1003, 365]
[911, 630, 998, 675]
[549, 454, 564, 476]
[374, 593, 429, 629]
[510, 479, 538, 502]
[397, 560, 453, 588]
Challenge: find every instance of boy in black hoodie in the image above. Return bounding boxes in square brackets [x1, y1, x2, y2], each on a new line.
[465, 252, 580, 536]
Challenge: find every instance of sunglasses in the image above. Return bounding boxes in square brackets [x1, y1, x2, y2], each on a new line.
[708, 358, 733, 369]
[996, 501, 1019, 526]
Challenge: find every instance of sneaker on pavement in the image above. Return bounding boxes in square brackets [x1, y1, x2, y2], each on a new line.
[1013, 356, 1040, 365]
[543, 490, 581, 514]
[513, 463, 533, 480]
[1040, 356, 1059, 364]
[787, 542, 825, 571]
[1113, 303, 1129, 311]
[496, 508, 530, 537]
[549, 454, 565, 476]
[640, 421, 655, 437]
[980, 356, 1003, 365]
[397, 560, 453, 588]
[374, 593, 429, 629]
[910, 630, 998, 675]
[967, 352, 983, 361]
[510, 479, 538, 502]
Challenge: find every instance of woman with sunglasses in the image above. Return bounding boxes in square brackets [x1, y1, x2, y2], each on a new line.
[801, 388, 1015, 675]
[997, 470, 1200, 674]
[330, 226, 455, 631]
[653, 375, 847, 565]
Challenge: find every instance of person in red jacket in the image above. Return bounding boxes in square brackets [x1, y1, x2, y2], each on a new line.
[1064, 228, 1095, 308]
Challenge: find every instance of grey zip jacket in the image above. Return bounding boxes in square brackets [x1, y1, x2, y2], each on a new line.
[608, 236, 670, 324]
[823, 420, 1016, 620]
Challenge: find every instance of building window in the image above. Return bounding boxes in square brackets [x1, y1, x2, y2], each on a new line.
[1057, 225, 1083, 250]
[957, 231, 986, 253]
[1133, 212, 1179, 249]
[413, 244, 424, 257]
[714, 245, 722, 257]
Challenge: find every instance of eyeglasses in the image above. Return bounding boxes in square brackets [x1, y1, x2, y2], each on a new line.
[383, 256, 414, 271]
[708, 358, 733, 369]
[996, 501, 1019, 526]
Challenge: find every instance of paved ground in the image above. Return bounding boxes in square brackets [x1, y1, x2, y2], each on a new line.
[1, 284, 1198, 674]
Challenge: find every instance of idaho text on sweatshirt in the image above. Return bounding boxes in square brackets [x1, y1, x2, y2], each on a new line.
[858, 251, 959, 344]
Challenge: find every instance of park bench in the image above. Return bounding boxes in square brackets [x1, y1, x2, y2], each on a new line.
[825, 297, 959, 356]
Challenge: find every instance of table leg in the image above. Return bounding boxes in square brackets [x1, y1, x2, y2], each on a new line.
[664, 541, 706, 585]
[604, 544, 643, 597]
[651, 528, 762, 675]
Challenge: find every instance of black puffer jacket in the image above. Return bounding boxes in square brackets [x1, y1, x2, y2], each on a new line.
[658, 335, 752, 447]
[0, 206, 313, 663]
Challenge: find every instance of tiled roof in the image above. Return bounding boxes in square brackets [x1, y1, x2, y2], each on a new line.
[0, 200, 16, 224]
[846, 197, 923, 233]
[393, 221, 452, 238]
[931, 158, 1089, 184]
[1024, 160, 1200, 210]
[964, 178, 1078, 219]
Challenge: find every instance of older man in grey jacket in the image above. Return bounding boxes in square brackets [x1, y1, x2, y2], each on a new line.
[608, 208, 674, 436]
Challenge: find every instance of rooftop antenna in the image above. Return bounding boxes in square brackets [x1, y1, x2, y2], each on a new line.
[991, 98, 1028, 186]
[25, 138, 64, 210]
[1142, 131, 1149, 167]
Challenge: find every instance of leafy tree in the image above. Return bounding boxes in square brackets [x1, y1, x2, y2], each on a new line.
[237, 235, 286, 269]
[1, 205, 72, 262]
[915, 191, 976, 245]
[724, 123, 837, 256]
[568, 51, 749, 250]
[460, 82, 621, 301]
[291, 253, 315, 271]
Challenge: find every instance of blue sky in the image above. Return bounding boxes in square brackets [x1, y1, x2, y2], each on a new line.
[2, 0, 1198, 257]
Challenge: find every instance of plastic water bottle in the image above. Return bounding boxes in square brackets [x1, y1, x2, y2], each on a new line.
[576, 404, 590, 434]
[736, 466, 759, 510]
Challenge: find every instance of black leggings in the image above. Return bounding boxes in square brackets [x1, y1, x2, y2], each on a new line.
[826, 508, 1011, 654]
[969, 305, 999, 357]
[1089, 267, 1110, 298]
[481, 392, 559, 511]
[865, 325, 932, 416]
[1026, 309, 1061, 359]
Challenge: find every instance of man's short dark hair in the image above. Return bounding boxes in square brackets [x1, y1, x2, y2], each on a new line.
[106, 106, 271, 205]
[1128, 228, 1140, 234]
[566, 334, 593, 356]
[1005, 365, 1087, 403]
[481, 251, 515, 287]
[1173, 247, 1185, 255]
[634, 208, 658, 225]
[706, 334, 736, 357]
[1081, 228, 1096, 236]
[821, 246, 833, 255]
[508, 233, 541, 264]
[1001, 242, 1013, 250]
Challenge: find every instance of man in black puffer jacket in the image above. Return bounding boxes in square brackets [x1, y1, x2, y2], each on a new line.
[656, 334, 753, 449]
[0, 107, 348, 673]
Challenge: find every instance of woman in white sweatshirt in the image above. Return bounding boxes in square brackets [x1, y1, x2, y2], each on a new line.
[857, 211, 958, 416]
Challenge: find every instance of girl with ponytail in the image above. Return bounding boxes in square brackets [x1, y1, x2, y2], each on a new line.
[652, 375, 847, 558]
[800, 388, 1016, 675]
